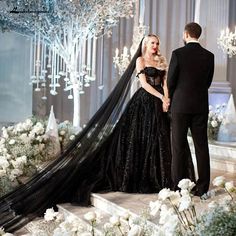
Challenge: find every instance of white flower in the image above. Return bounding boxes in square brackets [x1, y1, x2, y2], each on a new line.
[158, 188, 171, 201]
[64, 120, 70, 125]
[0, 138, 5, 145]
[159, 205, 175, 225]
[178, 195, 192, 212]
[84, 211, 96, 222]
[69, 135, 75, 140]
[128, 224, 143, 236]
[103, 222, 113, 232]
[211, 120, 218, 128]
[212, 176, 226, 187]
[120, 210, 131, 221]
[0, 158, 10, 170]
[225, 181, 236, 193]
[80, 233, 92, 236]
[160, 213, 179, 236]
[0, 169, 7, 177]
[209, 105, 213, 111]
[169, 191, 181, 206]
[181, 189, 190, 197]
[8, 139, 16, 145]
[178, 179, 195, 191]
[2, 127, 9, 139]
[44, 208, 58, 221]
[9, 169, 23, 181]
[149, 200, 162, 216]
[109, 215, 120, 226]
[59, 130, 66, 136]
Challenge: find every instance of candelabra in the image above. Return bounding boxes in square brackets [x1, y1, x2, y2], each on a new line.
[217, 27, 236, 57]
[113, 46, 130, 75]
[113, 23, 149, 75]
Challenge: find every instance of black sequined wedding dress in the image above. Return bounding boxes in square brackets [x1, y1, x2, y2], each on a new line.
[0, 41, 195, 232]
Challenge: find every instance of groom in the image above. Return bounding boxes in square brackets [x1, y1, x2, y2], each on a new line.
[167, 22, 214, 197]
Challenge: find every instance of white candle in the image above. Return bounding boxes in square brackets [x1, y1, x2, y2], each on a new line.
[123, 46, 128, 56]
[115, 48, 119, 57]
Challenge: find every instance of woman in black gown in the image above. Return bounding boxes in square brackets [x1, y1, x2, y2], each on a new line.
[0, 35, 195, 232]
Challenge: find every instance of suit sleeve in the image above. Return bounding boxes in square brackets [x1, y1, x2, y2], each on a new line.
[207, 54, 214, 88]
[167, 51, 179, 99]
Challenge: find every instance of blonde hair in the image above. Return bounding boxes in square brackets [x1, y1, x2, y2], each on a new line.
[141, 34, 168, 70]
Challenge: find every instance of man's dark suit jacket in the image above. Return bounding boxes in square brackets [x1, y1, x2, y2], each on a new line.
[168, 42, 214, 113]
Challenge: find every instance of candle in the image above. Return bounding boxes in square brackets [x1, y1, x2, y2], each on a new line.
[115, 48, 119, 57]
[123, 46, 128, 56]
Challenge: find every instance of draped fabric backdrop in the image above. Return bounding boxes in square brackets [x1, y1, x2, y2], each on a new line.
[0, 0, 235, 127]
[0, 32, 31, 129]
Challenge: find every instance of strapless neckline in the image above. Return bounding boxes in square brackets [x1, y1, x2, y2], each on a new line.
[144, 66, 165, 72]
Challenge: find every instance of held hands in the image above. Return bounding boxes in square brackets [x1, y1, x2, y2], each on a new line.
[161, 95, 170, 112]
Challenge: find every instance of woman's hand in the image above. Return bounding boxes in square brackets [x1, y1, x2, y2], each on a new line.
[161, 96, 170, 107]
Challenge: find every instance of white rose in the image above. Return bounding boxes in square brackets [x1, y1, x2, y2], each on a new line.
[149, 200, 162, 216]
[109, 215, 120, 226]
[84, 211, 96, 221]
[158, 188, 171, 201]
[225, 181, 236, 193]
[211, 120, 218, 128]
[178, 179, 195, 191]
[128, 225, 143, 236]
[8, 139, 16, 145]
[212, 176, 226, 187]
[178, 195, 192, 212]
[44, 208, 58, 221]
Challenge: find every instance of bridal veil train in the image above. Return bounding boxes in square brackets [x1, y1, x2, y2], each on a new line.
[0, 37, 195, 232]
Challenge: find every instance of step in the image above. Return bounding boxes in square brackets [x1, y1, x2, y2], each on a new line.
[188, 137, 236, 173]
[57, 204, 111, 236]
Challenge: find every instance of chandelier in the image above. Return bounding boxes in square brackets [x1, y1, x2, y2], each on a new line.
[113, 22, 149, 75]
[217, 27, 236, 57]
[0, 0, 135, 127]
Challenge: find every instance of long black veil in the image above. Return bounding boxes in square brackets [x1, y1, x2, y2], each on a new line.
[0, 39, 143, 232]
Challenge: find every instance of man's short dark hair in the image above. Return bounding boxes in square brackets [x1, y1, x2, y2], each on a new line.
[184, 22, 202, 39]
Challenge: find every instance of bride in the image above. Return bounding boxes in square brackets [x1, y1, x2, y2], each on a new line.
[0, 34, 195, 232]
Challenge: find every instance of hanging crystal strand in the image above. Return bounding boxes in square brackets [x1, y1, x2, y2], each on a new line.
[31, 30, 37, 84]
[91, 37, 96, 81]
[35, 29, 41, 92]
[29, 37, 34, 85]
[79, 40, 84, 94]
[86, 37, 92, 80]
[98, 36, 104, 90]
[55, 53, 60, 88]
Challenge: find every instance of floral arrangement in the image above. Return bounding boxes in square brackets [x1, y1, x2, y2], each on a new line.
[2, 176, 233, 236]
[207, 104, 226, 141]
[0, 117, 76, 197]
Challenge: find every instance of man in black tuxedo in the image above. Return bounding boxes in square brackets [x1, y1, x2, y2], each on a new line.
[167, 22, 214, 197]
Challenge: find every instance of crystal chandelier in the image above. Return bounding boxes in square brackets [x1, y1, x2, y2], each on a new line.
[217, 27, 236, 57]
